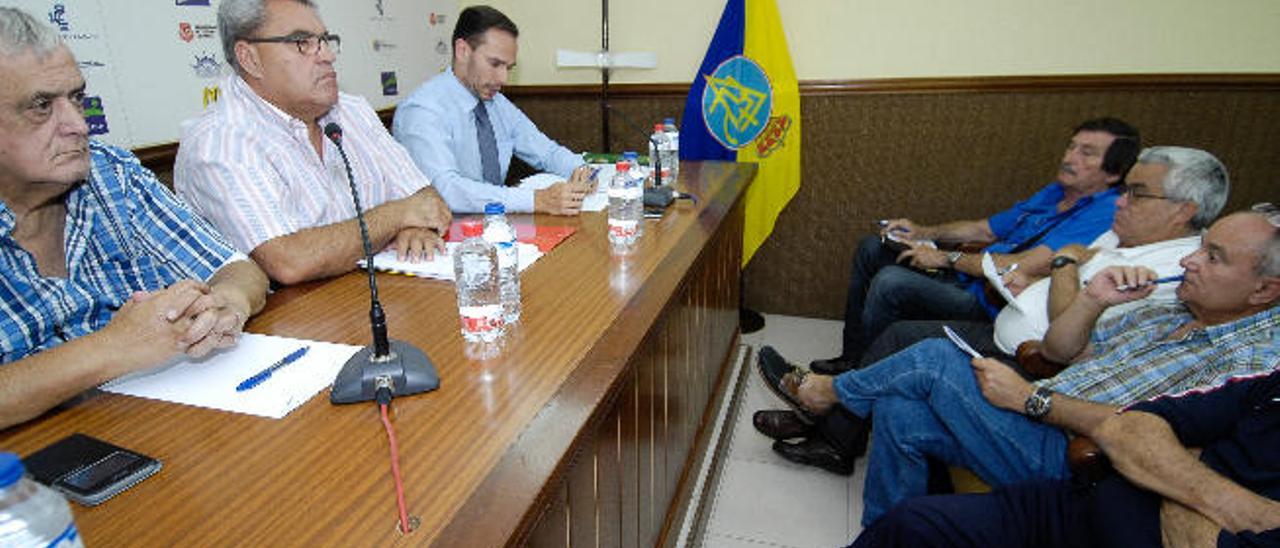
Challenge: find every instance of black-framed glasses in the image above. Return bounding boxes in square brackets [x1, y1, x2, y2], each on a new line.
[1252, 202, 1280, 227]
[244, 32, 341, 56]
[1118, 183, 1174, 202]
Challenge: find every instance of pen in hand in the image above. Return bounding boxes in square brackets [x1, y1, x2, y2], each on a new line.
[1085, 274, 1185, 292]
[236, 346, 310, 392]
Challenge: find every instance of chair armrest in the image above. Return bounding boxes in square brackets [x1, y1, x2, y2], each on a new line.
[1067, 436, 1111, 483]
[1015, 340, 1068, 380]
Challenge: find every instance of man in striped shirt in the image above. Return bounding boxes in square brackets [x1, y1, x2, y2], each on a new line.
[0, 8, 269, 429]
[176, 0, 451, 285]
[792, 208, 1280, 526]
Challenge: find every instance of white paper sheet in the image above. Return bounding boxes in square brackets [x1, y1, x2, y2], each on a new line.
[359, 241, 542, 281]
[981, 252, 1023, 313]
[520, 168, 648, 213]
[101, 334, 360, 419]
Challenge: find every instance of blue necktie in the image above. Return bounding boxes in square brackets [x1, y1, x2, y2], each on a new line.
[474, 101, 501, 185]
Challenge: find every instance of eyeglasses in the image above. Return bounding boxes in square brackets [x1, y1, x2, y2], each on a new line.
[1118, 183, 1174, 202]
[1252, 202, 1280, 227]
[244, 32, 341, 56]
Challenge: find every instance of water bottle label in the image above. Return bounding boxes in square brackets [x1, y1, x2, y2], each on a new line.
[608, 219, 638, 239]
[608, 186, 642, 199]
[460, 304, 503, 334]
[459, 255, 494, 285]
[49, 522, 84, 548]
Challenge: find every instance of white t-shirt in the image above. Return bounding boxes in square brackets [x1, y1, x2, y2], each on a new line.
[992, 231, 1201, 355]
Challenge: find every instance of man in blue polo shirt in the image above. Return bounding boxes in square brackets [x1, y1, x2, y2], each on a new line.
[852, 366, 1280, 547]
[801, 118, 1139, 375]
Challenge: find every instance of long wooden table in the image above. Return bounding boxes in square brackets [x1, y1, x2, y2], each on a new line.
[0, 161, 755, 546]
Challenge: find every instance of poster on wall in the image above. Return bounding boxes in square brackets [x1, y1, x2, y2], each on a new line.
[7, 0, 452, 149]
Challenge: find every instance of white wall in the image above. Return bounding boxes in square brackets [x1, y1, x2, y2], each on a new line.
[477, 0, 1280, 85]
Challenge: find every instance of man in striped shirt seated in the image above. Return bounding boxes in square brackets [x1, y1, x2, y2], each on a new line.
[792, 207, 1280, 527]
[175, 0, 452, 285]
[0, 8, 269, 429]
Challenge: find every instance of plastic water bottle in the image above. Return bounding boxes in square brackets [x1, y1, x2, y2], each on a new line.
[608, 160, 642, 249]
[648, 124, 673, 186]
[0, 453, 84, 547]
[482, 202, 521, 325]
[453, 219, 503, 343]
[662, 117, 680, 182]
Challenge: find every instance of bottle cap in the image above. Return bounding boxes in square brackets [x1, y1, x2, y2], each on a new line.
[654, 123, 664, 132]
[664, 117, 676, 125]
[615, 160, 630, 171]
[0, 453, 24, 488]
[460, 219, 484, 238]
[484, 202, 505, 215]
[622, 151, 638, 160]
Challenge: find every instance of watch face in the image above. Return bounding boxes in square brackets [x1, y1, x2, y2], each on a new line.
[1051, 256, 1077, 269]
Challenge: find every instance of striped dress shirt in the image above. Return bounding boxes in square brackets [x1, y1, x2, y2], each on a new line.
[1, 142, 240, 363]
[1038, 302, 1280, 403]
[174, 75, 431, 254]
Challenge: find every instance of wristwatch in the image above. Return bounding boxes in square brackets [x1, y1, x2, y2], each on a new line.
[1024, 386, 1054, 420]
[1050, 255, 1078, 270]
[946, 251, 963, 266]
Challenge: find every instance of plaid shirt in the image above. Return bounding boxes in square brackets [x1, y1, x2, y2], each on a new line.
[0, 142, 239, 363]
[1038, 301, 1280, 404]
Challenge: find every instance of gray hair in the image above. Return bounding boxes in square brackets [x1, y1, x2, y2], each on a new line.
[0, 7, 62, 58]
[1262, 232, 1280, 278]
[218, 0, 316, 72]
[1137, 146, 1230, 230]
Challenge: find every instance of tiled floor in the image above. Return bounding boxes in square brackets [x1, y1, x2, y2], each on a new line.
[698, 314, 868, 548]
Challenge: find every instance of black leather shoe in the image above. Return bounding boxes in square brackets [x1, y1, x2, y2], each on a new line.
[752, 410, 812, 440]
[772, 437, 854, 476]
[756, 346, 814, 422]
[809, 357, 856, 376]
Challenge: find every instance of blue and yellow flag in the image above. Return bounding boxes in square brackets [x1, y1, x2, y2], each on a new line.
[680, 0, 801, 266]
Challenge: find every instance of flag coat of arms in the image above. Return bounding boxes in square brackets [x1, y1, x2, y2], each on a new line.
[680, 0, 801, 266]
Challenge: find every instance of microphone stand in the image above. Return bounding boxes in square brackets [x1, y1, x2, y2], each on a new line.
[324, 123, 440, 404]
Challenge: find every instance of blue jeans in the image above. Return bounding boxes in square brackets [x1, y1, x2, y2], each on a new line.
[832, 338, 1070, 525]
[841, 235, 990, 362]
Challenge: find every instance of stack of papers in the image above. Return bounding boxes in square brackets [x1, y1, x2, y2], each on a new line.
[359, 241, 542, 281]
[101, 333, 361, 419]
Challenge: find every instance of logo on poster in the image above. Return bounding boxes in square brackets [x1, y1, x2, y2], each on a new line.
[47, 4, 68, 31]
[82, 96, 109, 136]
[179, 22, 194, 42]
[175, 0, 212, 6]
[372, 39, 397, 52]
[202, 86, 221, 108]
[381, 71, 398, 96]
[429, 13, 447, 26]
[191, 53, 222, 79]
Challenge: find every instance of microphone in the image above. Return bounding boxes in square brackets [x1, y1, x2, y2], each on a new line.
[324, 122, 439, 404]
[605, 104, 665, 188]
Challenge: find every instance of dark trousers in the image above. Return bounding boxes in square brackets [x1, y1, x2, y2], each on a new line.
[850, 480, 1099, 548]
[841, 236, 990, 363]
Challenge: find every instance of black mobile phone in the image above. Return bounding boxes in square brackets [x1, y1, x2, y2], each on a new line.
[23, 433, 162, 506]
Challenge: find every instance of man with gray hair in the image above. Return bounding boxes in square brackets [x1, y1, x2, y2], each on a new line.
[176, 0, 451, 285]
[0, 7, 268, 429]
[754, 146, 1230, 475]
[788, 204, 1280, 526]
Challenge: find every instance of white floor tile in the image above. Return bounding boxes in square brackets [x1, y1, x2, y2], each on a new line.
[706, 458, 854, 548]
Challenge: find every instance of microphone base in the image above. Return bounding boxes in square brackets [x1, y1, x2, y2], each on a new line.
[330, 339, 440, 404]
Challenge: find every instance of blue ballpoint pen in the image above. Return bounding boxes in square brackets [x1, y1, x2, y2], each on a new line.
[236, 346, 310, 392]
[1088, 274, 1186, 291]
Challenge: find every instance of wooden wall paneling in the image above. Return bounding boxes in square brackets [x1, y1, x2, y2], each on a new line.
[636, 328, 660, 547]
[529, 482, 570, 547]
[596, 409, 623, 548]
[618, 368, 640, 548]
[568, 436, 599, 548]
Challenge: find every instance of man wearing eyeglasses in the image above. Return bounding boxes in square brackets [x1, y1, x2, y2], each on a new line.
[175, 0, 452, 285]
[790, 206, 1280, 528]
[392, 5, 595, 215]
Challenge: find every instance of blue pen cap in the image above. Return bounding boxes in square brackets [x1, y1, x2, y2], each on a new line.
[0, 453, 24, 488]
[484, 202, 505, 215]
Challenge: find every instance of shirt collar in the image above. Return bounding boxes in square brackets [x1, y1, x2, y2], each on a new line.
[228, 73, 328, 133]
[443, 66, 487, 114]
[1202, 304, 1280, 345]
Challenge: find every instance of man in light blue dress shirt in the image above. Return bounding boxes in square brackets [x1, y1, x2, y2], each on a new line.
[393, 6, 594, 215]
